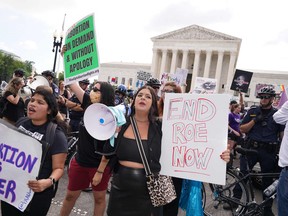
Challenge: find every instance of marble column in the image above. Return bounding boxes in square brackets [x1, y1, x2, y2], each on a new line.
[170, 49, 178, 73]
[151, 48, 159, 77]
[203, 50, 212, 78]
[181, 49, 189, 69]
[226, 52, 237, 92]
[215, 51, 224, 93]
[190, 50, 201, 92]
[160, 49, 168, 75]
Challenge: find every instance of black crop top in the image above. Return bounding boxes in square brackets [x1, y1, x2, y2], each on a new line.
[117, 137, 149, 164]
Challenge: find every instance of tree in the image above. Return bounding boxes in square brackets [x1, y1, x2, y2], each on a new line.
[0, 51, 34, 82]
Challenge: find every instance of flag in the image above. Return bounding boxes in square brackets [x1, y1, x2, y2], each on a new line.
[277, 85, 288, 109]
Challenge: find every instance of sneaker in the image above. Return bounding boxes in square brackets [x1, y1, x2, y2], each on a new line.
[223, 202, 238, 210]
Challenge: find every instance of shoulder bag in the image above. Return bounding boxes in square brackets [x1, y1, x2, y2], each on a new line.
[130, 116, 176, 207]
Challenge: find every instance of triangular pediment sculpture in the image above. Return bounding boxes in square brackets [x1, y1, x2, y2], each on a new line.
[151, 25, 240, 41]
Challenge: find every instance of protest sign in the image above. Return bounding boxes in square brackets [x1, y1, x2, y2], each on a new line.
[0, 123, 42, 211]
[191, 77, 217, 94]
[160, 93, 229, 185]
[64, 14, 99, 85]
[230, 69, 253, 93]
[160, 68, 188, 86]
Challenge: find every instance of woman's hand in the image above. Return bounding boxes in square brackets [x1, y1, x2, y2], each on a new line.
[61, 45, 67, 57]
[28, 179, 52, 192]
[92, 171, 103, 186]
[220, 149, 230, 163]
[58, 95, 66, 104]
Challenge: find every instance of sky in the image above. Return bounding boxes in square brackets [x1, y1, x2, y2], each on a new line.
[1, 0, 288, 75]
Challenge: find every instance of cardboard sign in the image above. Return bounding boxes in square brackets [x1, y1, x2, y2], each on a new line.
[0, 122, 42, 211]
[230, 69, 253, 93]
[160, 68, 188, 86]
[160, 93, 229, 185]
[192, 77, 217, 94]
[64, 14, 99, 85]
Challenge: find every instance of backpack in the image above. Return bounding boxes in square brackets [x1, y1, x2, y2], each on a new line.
[16, 117, 59, 197]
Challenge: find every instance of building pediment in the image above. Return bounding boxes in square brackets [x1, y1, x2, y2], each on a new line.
[151, 25, 240, 41]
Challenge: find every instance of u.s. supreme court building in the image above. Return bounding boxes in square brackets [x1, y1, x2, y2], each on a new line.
[98, 25, 288, 107]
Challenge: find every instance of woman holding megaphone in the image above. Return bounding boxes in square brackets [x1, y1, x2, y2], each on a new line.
[60, 81, 115, 216]
[107, 85, 162, 216]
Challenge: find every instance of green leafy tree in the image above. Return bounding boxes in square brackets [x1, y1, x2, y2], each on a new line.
[0, 51, 34, 82]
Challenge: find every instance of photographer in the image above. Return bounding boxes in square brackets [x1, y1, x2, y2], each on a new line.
[225, 86, 284, 216]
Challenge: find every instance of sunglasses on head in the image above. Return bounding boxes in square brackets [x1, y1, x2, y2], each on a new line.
[259, 95, 272, 99]
[92, 87, 101, 92]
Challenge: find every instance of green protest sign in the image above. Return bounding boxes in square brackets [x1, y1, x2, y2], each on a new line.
[64, 14, 99, 84]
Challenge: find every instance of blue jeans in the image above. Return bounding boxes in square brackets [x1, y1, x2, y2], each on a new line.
[277, 168, 288, 216]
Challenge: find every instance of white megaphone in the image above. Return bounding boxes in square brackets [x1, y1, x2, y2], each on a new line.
[83, 103, 117, 140]
[1, 81, 8, 90]
[27, 75, 50, 90]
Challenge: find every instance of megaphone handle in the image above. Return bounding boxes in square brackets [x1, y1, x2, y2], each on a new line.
[99, 118, 114, 126]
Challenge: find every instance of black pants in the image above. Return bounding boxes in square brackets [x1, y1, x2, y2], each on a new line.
[1, 187, 54, 216]
[163, 177, 183, 216]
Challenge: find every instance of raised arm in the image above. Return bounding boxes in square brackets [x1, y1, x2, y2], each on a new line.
[68, 83, 85, 104]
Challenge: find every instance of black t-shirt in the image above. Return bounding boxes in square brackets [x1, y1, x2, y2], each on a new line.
[17, 119, 68, 179]
[3, 91, 25, 122]
[75, 93, 110, 167]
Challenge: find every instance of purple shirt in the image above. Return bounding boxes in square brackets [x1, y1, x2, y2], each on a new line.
[229, 112, 241, 132]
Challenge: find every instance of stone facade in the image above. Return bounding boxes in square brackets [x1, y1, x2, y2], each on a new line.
[98, 25, 288, 107]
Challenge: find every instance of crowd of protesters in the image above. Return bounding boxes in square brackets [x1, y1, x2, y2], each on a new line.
[0, 67, 286, 216]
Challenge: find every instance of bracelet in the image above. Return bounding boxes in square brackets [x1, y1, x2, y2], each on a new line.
[97, 170, 104, 174]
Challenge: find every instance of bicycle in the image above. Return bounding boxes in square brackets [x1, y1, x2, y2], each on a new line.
[65, 131, 79, 166]
[203, 147, 280, 216]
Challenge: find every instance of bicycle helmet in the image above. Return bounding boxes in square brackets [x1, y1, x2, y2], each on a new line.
[258, 86, 276, 96]
[14, 69, 25, 77]
[115, 84, 127, 96]
[146, 77, 161, 88]
[42, 70, 55, 78]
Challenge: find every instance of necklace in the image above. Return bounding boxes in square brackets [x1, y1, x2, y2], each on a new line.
[135, 118, 149, 123]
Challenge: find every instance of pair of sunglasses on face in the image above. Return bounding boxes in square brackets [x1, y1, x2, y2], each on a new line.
[92, 87, 101, 93]
[259, 95, 272, 99]
[161, 89, 175, 94]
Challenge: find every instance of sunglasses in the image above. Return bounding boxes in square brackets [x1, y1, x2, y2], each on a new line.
[259, 95, 272, 99]
[161, 89, 175, 94]
[92, 87, 101, 93]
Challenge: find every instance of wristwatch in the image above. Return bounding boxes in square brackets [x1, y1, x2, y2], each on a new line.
[49, 177, 56, 186]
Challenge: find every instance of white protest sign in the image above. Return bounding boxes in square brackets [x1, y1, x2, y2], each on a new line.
[160, 68, 188, 86]
[192, 77, 217, 94]
[0, 123, 42, 212]
[160, 93, 229, 185]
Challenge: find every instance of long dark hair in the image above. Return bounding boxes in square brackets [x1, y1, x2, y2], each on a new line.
[96, 81, 115, 106]
[31, 88, 68, 133]
[130, 85, 159, 122]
